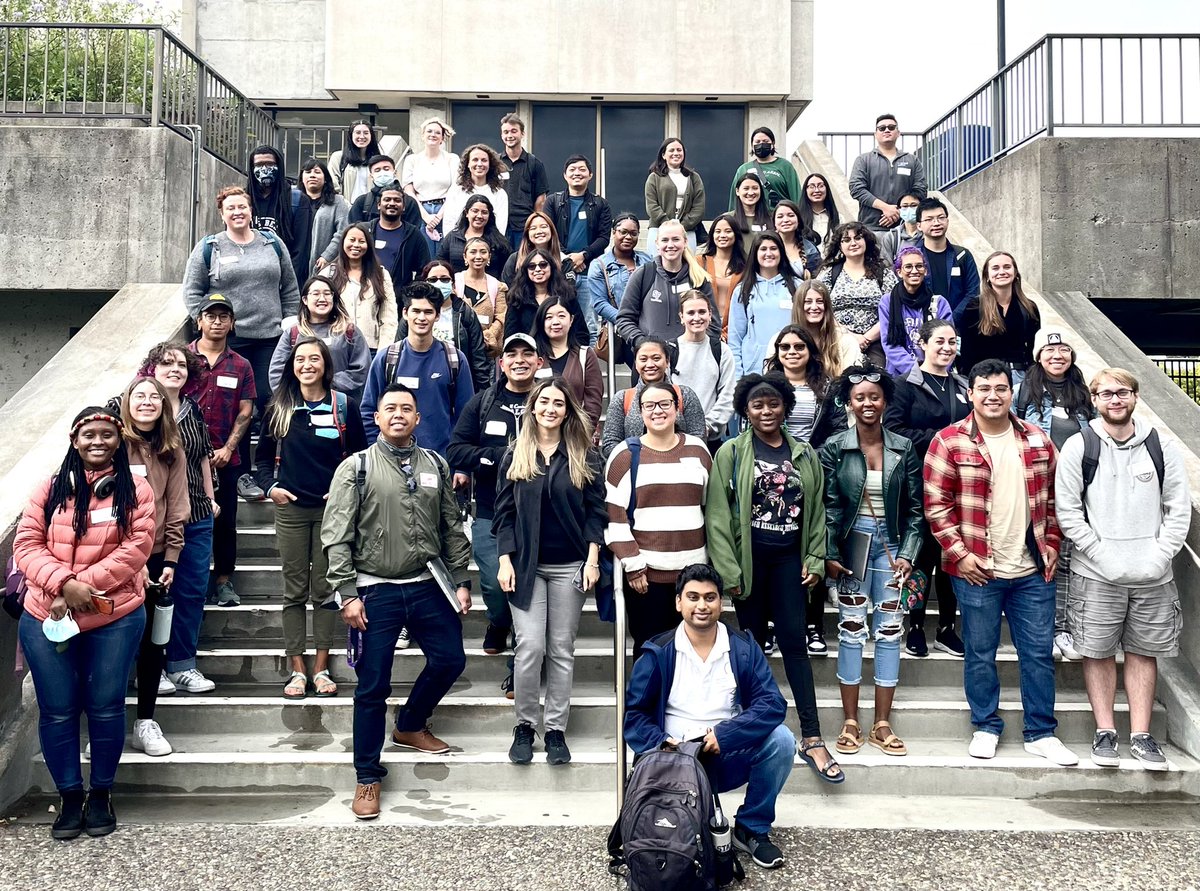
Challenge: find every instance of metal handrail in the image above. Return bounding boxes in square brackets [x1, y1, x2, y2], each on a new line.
[605, 318, 629, 809]
[820, 33, 1200, 190]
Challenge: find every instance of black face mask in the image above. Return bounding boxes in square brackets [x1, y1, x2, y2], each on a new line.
[752, 143, 774, 159]
[253, 164, 279, 187]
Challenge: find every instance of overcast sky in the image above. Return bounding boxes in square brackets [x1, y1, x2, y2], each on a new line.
[789, 0, 1199, 147]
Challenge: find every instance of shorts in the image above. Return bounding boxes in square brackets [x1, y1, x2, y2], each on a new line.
[1066, 572, 1182, 659]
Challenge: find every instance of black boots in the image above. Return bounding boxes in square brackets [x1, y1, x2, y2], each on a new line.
[50, 789, 86, 840]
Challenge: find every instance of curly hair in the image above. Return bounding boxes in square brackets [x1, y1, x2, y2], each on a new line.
[733, 371, 796, 418]
[836, 362, 895, 405]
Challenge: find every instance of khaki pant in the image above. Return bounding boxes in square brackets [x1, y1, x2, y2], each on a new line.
[275, 502, 338, 656]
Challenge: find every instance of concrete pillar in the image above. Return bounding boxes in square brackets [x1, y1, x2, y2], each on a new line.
[409, 99, 453, 153]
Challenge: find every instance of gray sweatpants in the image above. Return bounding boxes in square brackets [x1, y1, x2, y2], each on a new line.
[511, 562, 587, 732]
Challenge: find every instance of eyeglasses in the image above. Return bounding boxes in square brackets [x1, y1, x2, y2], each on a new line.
[900, 263, 926, 272]
[427, 275, 452, 283]
[528, 262, 551, 271]
[840, 234, 863, 244]
[1041, 345, 1072, 356]
[847, 372, 882, 384]
[615, 228, 640, 238]
[640, 399, 677, 412]
[973, 385, 1012, 396]
[778, 343, 807, 353]
[131, 393, 163, 404]
[876, 124, 898, 132]
[921, 215, 949, 224]
[1094, 388, 1134, 401]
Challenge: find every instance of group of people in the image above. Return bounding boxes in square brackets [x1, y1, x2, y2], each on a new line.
[10, 112, 1190, 864]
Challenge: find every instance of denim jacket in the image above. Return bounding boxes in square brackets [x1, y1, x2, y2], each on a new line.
[1018, 389, 1090, 440]
[587, 249, 652, 326]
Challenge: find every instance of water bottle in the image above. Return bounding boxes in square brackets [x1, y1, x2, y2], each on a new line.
[710, 796, 735, 886]
[149, 583, 174, 646]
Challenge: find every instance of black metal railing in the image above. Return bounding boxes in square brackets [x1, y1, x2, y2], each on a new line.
[1153, 356, 1200, 405]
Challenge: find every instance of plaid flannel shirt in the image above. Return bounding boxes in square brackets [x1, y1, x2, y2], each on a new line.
[188, 340, 256, 466]
[922, 412, 1061, 577]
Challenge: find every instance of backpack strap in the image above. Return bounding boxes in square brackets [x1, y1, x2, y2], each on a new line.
[420, 447, 451, 487]
[201, 234, 221, 270]
[441, 340, 459, 406]
[384, 341, 403, 383]
[1146, 428, 1166, 492]
[624, 437, 642, 525]
[623, 388, 634, 414]
[259, 228, 285, 261]
[331, 389, 348, 458]
[355, 448, 371, 503]
[289, 325, 300, 348]
[709, 335, 722, 366]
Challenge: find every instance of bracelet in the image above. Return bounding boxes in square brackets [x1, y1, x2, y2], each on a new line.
[586, 562, 599, 568]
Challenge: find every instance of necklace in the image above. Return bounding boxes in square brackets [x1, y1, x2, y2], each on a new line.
[926, 372, 950, 394]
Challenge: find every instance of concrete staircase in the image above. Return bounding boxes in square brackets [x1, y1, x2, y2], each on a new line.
[23, 494, 1200, 825]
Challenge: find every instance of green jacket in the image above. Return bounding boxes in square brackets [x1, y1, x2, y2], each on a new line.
[322, 441, 471, 601]
[817, 426, 925, 566]
[705, 429, 825, 600]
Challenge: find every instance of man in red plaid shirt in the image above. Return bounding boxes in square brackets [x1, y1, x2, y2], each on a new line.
[923, 358, 1077, 766]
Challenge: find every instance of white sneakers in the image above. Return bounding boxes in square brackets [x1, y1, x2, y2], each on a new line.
[167, 669, 216, 694]
[1054, 632, 1082, 661]
[1024, 736, 1079, 766]
[969, 731, 999, 759]
[157, 671, 177, 696]
[132, 718, 173, 757]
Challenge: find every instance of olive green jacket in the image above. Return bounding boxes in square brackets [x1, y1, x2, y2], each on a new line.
[705, 429, 826, 599]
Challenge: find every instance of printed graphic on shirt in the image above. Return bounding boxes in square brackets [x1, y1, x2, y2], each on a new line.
[751, 453, 802, 536]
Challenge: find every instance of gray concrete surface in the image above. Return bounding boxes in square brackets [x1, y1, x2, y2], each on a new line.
[0, 290, 113, 404]
[2, 823, 1199, 891]
[946, 137, 1200, 298]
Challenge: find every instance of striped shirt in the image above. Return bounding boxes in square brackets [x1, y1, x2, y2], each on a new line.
[176, 397, 215, 524]
[604, 434, 711, 582]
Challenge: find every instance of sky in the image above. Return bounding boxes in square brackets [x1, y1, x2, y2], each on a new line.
[789, 0, 1200, 148]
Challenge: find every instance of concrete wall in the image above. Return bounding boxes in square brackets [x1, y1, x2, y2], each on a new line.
[0, 291, 114, 405]
[947, 137, 1200, 298]
[0, 124, 241, 292]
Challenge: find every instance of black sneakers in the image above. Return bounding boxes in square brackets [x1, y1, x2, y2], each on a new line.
[732, 822, 784, 869]
[482, 623, 511, 655]
[805, 625, 827, 656]
[51, 789, 86, 840]
[544, 730, 571, 765]
[83, 788, 116, 837]
[509, 721, 536, 764]
[934, 625, 965, 657]
[905, 625, 928, 657]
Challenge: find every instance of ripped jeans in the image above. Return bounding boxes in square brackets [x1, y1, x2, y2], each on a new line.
[835, 516, 905, 688]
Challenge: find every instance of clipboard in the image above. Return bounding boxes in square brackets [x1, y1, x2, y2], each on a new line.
[427, 557, 464, 612]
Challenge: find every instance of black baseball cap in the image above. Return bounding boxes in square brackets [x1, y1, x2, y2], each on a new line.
[198, 294, 235, 317]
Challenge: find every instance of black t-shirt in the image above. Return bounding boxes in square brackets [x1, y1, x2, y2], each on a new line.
[291, 195, 321, 283]
[549, 351, 570, 376]
[925, 246, 950, 302]
[539, 477, 585, 564]
[1044, 379, 1082, 449]
[749, 436, 803, 548]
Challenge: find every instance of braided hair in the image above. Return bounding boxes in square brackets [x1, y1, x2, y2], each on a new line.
[46, 407, 139, 540]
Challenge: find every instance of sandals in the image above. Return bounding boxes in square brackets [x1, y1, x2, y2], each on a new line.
[283, 671, 308, 700]
[798, 739, 845, 784]
[867, 720, 907, 756]
[312, 670, 338, 698]
[834, 719, 864, 754]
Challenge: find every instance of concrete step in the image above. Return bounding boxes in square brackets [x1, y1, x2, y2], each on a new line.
[35, 737, 1200, 800]
[133, 684, 1167, 741]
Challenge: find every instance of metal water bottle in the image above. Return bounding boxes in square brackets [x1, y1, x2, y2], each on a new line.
[149, 583, 174, 646]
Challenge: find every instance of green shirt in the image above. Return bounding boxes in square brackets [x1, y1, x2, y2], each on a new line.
[727, 158, 802, 211]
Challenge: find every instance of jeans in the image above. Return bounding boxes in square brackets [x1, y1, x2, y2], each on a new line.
[835, 516, 904, 688]
[419, 200, 445, 258]
[511, 563, 587, 731]
[951, 572, 1057, 741]
[507, 228, 523, 253]
[709, 724, 795, 836]
[212, 461, 239, 578]
[732, 542, 821, 738]
[165, 516, 213, 673]
[473, 516, 510, 630]
[228, 335, 275, 474]
[908, 526, 958, 631]
[274, 502, 338, 655]
[353, 581, 466, 784]
[19, 609, 145, 791]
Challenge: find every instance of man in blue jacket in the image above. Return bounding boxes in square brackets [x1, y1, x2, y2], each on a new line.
[916, 197, 980, 313]
[624, 564, 794, 870]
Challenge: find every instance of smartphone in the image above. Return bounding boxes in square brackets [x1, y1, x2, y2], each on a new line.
[91, 594, 114, 615]
[571, 564, 592, 594]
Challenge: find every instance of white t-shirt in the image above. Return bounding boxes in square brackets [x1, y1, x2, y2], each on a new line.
[664, 623, 738, 742]
[668, 169, 689, 212]
[982, 427, 1036, 578]
[402, 151, 459, 201]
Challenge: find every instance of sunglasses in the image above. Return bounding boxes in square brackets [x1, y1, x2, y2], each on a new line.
[847, 372, 882, 384]
[528, 262, 551, 271]
[427, 275, 452, 283]
[876, 124, 898, 132]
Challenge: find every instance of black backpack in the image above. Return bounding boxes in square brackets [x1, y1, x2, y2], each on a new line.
[607, 741, 722, 891]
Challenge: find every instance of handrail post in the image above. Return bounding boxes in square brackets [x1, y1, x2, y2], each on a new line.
[613, 558, 627, 811]
[605, 321, 616, 403]
[1045, 37, 1055, 136]
[149, 27, 162, 128]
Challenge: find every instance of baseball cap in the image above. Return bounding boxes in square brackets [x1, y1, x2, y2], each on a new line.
[198, 294, 236, 317]
[502, 333, 538, 353]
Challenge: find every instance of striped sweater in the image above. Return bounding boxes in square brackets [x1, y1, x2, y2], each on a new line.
[604, 433, 711, 582]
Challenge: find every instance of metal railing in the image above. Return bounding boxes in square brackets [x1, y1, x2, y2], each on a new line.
[820, 33, 1200, 191]
[1153, 356, 1200, 405]
[606, 319, 631, 809]
[0, 23, 277, 171]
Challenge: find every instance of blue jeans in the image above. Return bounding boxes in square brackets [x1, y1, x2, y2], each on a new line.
[951, 572, 1057, 741]
[709, 724, 795, 836]
[836, 516, 904, 688]
[19, 609, 145, 791]
[420, 200, 444, 258]
[353, 581, 466, 784]
[472, 516, 509, 630]
[166, 516, 213, 673]
[507, 227, 523, 253]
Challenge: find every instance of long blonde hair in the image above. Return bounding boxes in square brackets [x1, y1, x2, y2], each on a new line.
[978, 251, 1038, 336]
[658, 220, 712, 288]
[791, 279, 846, 374]
[506, 377, 596, 488]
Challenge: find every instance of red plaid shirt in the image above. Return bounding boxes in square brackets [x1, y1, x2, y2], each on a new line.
[923, 412, 1060, 577]
[188, 340, 255, 467]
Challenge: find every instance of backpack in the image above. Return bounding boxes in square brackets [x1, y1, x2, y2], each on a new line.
[202, 228, 285, 269]
[607, 741, 719, 891]
[289, 324, 357, 348]
[1080, 425, 1165, 521]
[273, 390, 349, 480]
[3, 554, 28, 620]
[384, 340, 459, 407]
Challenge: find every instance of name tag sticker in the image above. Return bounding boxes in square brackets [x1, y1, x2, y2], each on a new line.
[90, 507, 116, 524]
[375, 240, 387, 250]
[499, 171, 510, 180]
[130, 464, 147, 478]
[534, 368, 553, 379]
[220, 255, 239, 265]
[577, 210, 588, 220]
[897, 166, 912, 176]
[216, 374, 239, 389]
[477, 315, 490, 325]
[956, 393, 967, 402]
[419, 472, 438, 488]
[674, 283, 689, 294]
[397, 376, 420, 389]
[1028, 434, 1045, 448]
[950, 267, 961, 277]
[484, 420, 508, 436]
[778, 299, 792, 310]
[1051, 406, 1069, 419]
[311, 413, 335, 427]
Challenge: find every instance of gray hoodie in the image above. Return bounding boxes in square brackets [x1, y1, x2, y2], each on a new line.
[1055, 416, 1192, 587]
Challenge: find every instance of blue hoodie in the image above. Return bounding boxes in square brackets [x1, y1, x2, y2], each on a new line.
[728, 274, 794, 377]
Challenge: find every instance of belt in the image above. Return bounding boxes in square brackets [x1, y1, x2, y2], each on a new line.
[422, 198, 446, 206]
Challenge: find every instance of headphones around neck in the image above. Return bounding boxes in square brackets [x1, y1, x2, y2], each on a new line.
[68, 471, 118, 499]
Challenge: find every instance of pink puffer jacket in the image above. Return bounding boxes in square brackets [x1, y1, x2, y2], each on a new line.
[14, 472, 156, 632]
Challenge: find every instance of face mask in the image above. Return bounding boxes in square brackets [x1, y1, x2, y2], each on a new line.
[899, 207, 918, 224]
[434, 281, 453, 298]
[752, 143, 773, 159]
[373, 170, 396, 189]
[253, 164, 279, 187]
[43, 612, 81, 644]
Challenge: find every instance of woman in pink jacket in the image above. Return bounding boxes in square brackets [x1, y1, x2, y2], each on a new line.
[14, 406, 155, 840]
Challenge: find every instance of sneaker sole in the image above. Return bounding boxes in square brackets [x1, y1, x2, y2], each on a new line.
[131, 742, 173, 757]
[933, 642, 964, 657]
[806, 648, 827, 657]
[731, 836, 783, 869]
[1133, 755, 1169, 772]
[353, 811, 381, 821]
[51, 827, 84, 840]
[1091, 753, 1121, 768]
[508, 751, 533, 765]
[905, 647, 929, 657]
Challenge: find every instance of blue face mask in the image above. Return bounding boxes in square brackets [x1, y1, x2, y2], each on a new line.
[434, 281, 453, 298]
[372, 170, 396, 189]
[899, 207, 918, 224]
[43, 612, 81, 644]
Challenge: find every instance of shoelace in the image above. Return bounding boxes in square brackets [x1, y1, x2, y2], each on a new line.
[356, 784, 378, 802]
[1132, 734, 1163, 756]
[140, 721, 164, 741]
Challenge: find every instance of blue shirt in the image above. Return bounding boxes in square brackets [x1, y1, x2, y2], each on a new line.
[565, 195, 589, 253]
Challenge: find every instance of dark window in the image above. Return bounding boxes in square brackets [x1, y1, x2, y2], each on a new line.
[599, 105, 665, 219]
[449, 102, 512, 158]
[530, 104, 597, 199]
[680, 104, 746, 215]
